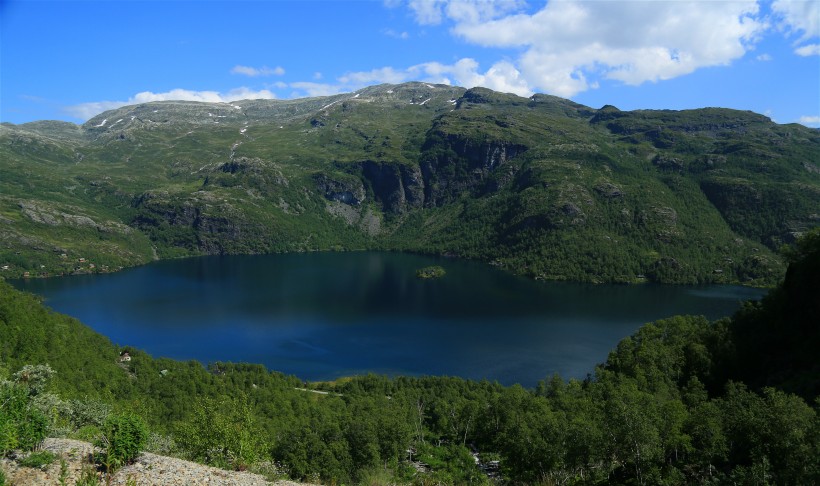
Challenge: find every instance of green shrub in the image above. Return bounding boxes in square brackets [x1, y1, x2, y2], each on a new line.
[75, 425, 101, 442]
[176, 394, 267, 470]
[96, 414, 147, 470]
[66, 399, 111, 428]
[12, 365, 55, 396]
[144, 432, 174, 455]
[0, 380, 48, 454]
[75, 465, 101, 486]
[19, 450, 57, 469]
[0, 416, 16, 455]
[15, 409, 48, 451]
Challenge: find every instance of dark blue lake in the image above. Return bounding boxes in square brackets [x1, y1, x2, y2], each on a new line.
[13, 252, 766, 386]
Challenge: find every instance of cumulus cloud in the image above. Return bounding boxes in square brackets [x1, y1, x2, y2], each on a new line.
[339, 67, 409, 85]
[284, 57, 531, 100]
[772, 1, 819, 38]
[402, 0, 525, 25]
[405, 0, 448, 25]
[412, 58, 532, 95]
[795, 43, 820, 56]
[231, 65, 285, 77]
[383, 28, 410, 39]
[772, 0, 820, 56]
[798, 115, 820, 126]
[64, 87, 276, 120]
[438, 0, 766, 97]
[289, 82, 346, 98]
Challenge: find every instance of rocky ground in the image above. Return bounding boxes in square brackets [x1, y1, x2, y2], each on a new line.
[0, 438, 308, 486]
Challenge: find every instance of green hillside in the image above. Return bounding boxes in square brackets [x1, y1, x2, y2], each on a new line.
[3, 83, 819, 284]
[2, 232, 818, 484]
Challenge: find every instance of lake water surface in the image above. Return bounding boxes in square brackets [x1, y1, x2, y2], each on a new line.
[13, 252, 766, 386]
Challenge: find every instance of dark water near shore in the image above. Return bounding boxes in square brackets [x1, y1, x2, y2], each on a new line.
[13, 252, 766, 386]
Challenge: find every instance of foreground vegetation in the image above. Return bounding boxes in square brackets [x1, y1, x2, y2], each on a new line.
[2, 232, 818, 484]
[2, 83, 819, 286]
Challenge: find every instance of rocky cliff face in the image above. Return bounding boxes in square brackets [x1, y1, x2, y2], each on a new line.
[420, 132, 527, 205]
[131, 191, 267, 255]
[314, 173, 366, 206]
[360, 161, 424, 213]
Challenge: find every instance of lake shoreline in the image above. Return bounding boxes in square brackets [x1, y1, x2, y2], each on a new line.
[4, 247, 776, 289]
[11, 251, 767, 387]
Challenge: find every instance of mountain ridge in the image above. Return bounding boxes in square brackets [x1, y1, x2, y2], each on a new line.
[2, 82, 818, 284]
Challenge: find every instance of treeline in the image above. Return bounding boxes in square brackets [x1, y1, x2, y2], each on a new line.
[1, 231, 819, 484]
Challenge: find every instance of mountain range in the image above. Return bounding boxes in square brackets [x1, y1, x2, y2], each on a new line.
[2, 82, 819, 284]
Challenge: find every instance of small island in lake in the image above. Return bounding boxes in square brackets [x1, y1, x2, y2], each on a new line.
[416, 265, 446, 279]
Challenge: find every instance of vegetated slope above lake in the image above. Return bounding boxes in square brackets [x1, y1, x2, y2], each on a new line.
[2, 82, 819, 284]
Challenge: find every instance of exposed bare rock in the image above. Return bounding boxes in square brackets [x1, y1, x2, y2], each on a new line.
[0, 438, 311, 486]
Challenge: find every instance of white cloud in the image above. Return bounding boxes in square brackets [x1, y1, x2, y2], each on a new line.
[289, 82, 345, 98]
[443, 0, 526, 24]
[772, 0, 820, 55]
[406, 0, 448, 25]
[339, 67, 409, 85]
[798, 115, 820, 126]
[402, 0, 524, 25]
[756, 53, 773, 61]
[383, 28, 410, 39]
[284, 58, 532, 101]
[795, 43, 820, 56]
[412, 58, 532, 95]
[230, 65, 285, 77]
[64, 88, 276, 120]
[772, 0, 820, 40]
[394, 0, 767, 98]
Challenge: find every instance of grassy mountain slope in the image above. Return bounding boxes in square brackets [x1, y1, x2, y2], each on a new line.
[2, 83, 819, 284]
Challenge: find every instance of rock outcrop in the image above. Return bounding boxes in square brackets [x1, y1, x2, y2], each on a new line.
[0, 438, 308, 486]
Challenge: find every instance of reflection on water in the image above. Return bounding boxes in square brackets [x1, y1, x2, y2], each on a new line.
[13, 252, 767, 386]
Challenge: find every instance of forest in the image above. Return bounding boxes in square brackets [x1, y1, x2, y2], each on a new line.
[1, 230, 819, 484]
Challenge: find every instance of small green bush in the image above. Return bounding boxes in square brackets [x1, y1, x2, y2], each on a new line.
[0, 380, 48, 454]
[12, 365, 55, 397]
[96, 414, 147, 470]
[75, 425, 102, 442]
[75, 465, 101, 486]
[16, 409, 48, 451]
[66, 399, 111, 428]
[0, 416, 16, 455]
[19, 450, 57, 470]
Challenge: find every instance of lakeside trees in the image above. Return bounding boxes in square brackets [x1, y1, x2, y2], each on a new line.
[1, 231, 819, 484]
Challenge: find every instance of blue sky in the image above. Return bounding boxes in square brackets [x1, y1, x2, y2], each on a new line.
[2, 0, 818, 126]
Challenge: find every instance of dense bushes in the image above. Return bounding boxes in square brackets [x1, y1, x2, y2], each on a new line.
[175, 394, 266, 470]
[1, 232, 819, 483]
